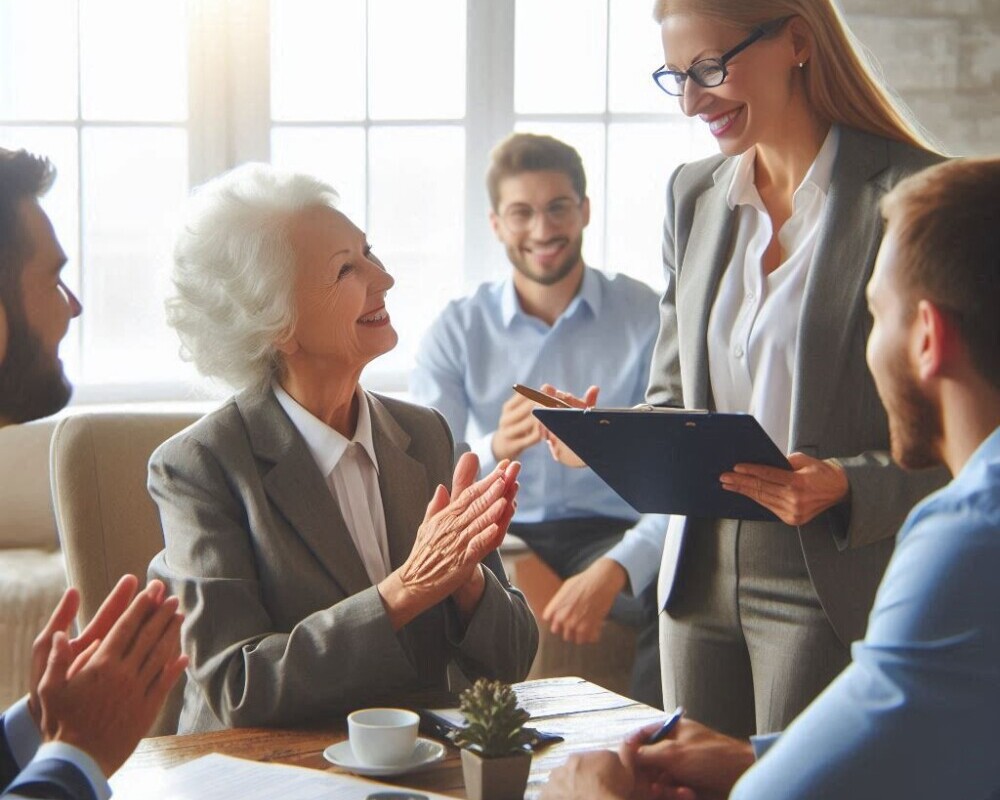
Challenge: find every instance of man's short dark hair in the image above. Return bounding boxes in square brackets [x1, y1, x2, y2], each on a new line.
[0, 148, 56, 298]
[881, 157, 1000, 391]
[486, 133, 587, 211]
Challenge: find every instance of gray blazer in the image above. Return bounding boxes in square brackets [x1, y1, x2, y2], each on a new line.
[148, 387, 538, 733]
[650, 127, 948, 646]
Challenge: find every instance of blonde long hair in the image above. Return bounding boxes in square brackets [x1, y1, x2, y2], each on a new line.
[652, 0, 937, 152]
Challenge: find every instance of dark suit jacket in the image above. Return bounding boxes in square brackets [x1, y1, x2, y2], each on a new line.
[148, 387, 538, 733]
[1, 716, 95, 800]
[649, 127, 949, 646]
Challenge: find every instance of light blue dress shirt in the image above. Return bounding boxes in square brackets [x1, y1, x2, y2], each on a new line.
[3, 697, 110, 800]
[734, 426, 1000, 800]
[411, 267, 668, 595]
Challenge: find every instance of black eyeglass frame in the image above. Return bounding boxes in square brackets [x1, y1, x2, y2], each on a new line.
[652, 16, 794, 97]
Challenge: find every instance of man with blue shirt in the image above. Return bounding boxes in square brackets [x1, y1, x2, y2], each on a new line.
[412, 133, 667, 706]
[0, 147, 187, 800]
[540, 157, 1000, 799]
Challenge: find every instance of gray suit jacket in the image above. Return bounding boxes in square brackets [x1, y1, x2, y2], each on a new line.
[649, 127, 948, 646]
[148, 387, 538, 733]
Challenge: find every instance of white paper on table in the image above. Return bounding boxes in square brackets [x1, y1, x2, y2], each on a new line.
[109, 752, 454, 800]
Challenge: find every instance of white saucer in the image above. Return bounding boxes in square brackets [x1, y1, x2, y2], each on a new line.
[323, 737, 446, 777]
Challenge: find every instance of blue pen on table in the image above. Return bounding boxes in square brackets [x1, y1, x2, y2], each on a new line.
[646, 706, 685, 744]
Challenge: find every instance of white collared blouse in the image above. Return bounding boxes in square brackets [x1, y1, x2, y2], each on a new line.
[706, 126, 840, 454]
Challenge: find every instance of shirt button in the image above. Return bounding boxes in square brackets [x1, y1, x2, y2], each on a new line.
[746, 292, 755, 303]
[734, 346, 745, 359]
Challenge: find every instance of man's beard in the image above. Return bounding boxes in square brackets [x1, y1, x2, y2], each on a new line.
[0, 317, 71, 424]
[507, 235, 583, 287]
[884, 356, 943, 471]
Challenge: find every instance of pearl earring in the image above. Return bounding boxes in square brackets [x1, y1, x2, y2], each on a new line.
[798, 62, 805, 68]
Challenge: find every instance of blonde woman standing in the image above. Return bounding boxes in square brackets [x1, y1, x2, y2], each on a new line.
[643, 0, 951, 737]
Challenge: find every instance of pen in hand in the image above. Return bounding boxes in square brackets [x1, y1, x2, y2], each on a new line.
[646, 706, 685, 744]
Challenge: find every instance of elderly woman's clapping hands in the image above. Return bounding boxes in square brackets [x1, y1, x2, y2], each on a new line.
[378, 452, 520, 629]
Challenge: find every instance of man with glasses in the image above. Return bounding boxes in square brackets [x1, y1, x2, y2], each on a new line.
[412, 133, 667, 707]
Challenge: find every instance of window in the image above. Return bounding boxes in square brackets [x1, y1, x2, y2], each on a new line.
[0, 0, 716, 400]
[0, 0, 192, 398]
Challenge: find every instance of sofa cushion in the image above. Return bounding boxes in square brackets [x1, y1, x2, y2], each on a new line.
[0, 549, 67, 707]
[0, 419, 58, 550]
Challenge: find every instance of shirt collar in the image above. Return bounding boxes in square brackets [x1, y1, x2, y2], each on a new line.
[724, 125, 840, 211]
[273, 382, 379, 477]
[499, 266, 601, 328]
[955, 424, 1000, 485]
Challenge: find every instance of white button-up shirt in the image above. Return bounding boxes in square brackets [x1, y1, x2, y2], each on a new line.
[273, 383, 391, 585]
[707, 126, 840, 454]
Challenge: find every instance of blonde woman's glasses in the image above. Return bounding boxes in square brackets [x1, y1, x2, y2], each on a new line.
[652, 16, 793, 97]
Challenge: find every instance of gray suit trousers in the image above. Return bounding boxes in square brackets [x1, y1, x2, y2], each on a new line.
[659, 517, 850, 738]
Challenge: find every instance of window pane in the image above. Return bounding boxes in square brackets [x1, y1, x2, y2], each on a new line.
[515, 0, 607, 114]
[609, 2, 677, 114]
[606, 122, 717, 291]
[80, 0, 187, 121]
[270, 126, 367, 229]
[367, 126, 464, 375]
[514, 121, 606, 270]
[80, 128, 189, 384]
[0, 0, 78, 120]
[368, 0, 465, 120]
[271, 0, 366, 122]
[0, 125, 81, 380]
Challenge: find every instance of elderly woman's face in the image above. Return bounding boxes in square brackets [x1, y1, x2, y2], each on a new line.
[282, 205, 396, 373]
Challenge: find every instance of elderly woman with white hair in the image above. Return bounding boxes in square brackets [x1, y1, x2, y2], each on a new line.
[147, 164, 538, 733]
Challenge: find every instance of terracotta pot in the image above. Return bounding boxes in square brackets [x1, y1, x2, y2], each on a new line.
[460, 747, 532, 800]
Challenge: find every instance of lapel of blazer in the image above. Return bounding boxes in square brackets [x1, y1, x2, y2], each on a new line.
[236, 386, 370, 598]
[367, 393, 429, 571]
[677, 159, 738, 409]
[788, 128, 889, 449]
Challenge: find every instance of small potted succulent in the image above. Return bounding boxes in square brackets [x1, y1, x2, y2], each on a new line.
[455, 679, 533, 800]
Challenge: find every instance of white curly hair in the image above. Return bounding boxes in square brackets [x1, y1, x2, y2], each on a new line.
[167, 163, 340, 390]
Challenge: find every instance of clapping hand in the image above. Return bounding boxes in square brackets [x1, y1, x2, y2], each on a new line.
[379, 452, 520, 629]
[29, 574, 143, 726]
[34, 577, 188, 778]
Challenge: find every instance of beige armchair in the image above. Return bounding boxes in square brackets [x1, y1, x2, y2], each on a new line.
[0, 419, 66, 708]
[49, 411, 201, 734]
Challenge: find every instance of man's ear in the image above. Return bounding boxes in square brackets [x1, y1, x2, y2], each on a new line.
[489, 210, 503, 241]
[914, 299, 950, 383]
[580, 196, 591, 229]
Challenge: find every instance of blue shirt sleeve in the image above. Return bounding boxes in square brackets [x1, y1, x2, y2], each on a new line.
[411, 307, 490, 469]
[730, 507, 1000, 800]
[2, 743, 110, 800]
[1, 699, 110, 800]
[2, 699, 40, 770]
[749, 733, 780, 760]
[603, 514, 669, 595]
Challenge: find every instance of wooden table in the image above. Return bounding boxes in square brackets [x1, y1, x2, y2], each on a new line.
[113, 677, 663, 799]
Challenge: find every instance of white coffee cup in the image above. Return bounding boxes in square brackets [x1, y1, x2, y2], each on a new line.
[347, 708, 420, 766]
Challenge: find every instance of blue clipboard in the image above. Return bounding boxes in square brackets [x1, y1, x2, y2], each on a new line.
[533, 407, 791, 522]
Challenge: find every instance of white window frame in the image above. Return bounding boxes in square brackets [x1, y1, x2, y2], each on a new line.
[7, 0, 693, 404]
